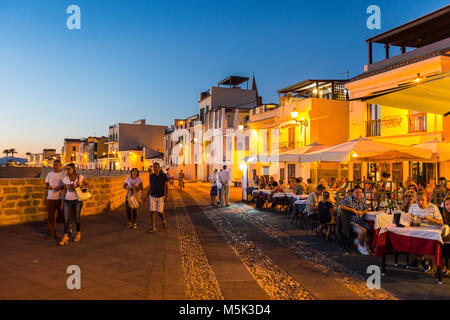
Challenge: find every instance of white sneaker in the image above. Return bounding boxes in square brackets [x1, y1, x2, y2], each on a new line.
[358, 244, 369, 255]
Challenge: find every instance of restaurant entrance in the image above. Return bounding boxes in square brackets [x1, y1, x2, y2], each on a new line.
[410, 162, 435, 187]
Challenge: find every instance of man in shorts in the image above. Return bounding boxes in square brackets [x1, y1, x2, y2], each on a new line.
[148, 162, 169, 233]
[339, 185, 372, 255]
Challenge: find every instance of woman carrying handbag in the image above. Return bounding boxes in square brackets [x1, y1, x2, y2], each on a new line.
[123, 168, 143, 229]
[59, 163, 90, 246]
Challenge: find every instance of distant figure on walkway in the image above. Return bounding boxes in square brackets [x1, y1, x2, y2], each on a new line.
[178, 170, 185, 190]
[59, 163, 89, 246]
[44, 160, 65, 240]
[218, 165, 231, 206]
[209, 168, 218, 206]
[216, 169, 223, 205]
[167, 168, 174, 185]
[148, 162, 169, 233]
[123, 168, 143, 229]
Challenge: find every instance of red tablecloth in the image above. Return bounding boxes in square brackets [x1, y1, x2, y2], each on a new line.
[375, 230, 443, 268]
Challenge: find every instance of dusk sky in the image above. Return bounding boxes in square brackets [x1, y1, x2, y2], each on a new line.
[0, 0, 447, 156]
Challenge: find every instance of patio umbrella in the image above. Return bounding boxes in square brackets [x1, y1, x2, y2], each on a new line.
[300, 137, 432, 163]
[412, 139, 450, 162]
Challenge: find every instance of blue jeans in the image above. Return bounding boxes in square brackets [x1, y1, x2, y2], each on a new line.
[64, 200, 83, 234]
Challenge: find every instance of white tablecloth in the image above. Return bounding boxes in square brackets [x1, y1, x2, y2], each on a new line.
[294, 199, 307, 205]
[379, 225, 450, 244]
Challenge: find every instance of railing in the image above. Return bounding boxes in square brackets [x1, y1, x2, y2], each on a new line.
[365, 119, 381, 137]
[408, 113, 427, 133]
[335, 180, 408, 210]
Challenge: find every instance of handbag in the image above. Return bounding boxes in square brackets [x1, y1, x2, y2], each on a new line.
[127, 191, 142, 209]
[74, 175, 92, 201]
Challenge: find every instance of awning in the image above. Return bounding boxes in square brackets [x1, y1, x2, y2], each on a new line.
[243, 155, 272, 163]
[271, 143, 325, 162]
[352, 72, 450, 115]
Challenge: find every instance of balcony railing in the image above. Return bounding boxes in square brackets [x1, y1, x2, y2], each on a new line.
[366, 119, 381, 137]
[408, 113, 427, 133]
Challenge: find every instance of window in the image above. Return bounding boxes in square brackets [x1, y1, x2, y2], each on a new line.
[288, 127, 295, 148]
[408, 111, 427, 133]
[288, 164, 295, 178]
[366, 104, 381, 137]
[72, 146, 76, 151]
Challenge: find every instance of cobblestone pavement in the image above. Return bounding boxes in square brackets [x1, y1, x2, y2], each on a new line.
[1, 182, 448, 299]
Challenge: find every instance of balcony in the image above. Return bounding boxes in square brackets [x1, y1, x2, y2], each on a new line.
[366, 119, 381, 137]
[249, 105, 280, 122]
[408, 113, 427, 133]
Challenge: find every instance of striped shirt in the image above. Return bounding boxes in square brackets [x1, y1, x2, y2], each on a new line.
[408, 203, 442, 221]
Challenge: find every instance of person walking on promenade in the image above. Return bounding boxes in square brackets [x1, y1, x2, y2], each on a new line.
[209, 168, 218, 206]
[218, 165, 231, 207]
[216, 169, 223, 205]
[148, 162, 169, 233]
[58, 163, 89, 246]
[178, 170, 185, 190]
[167, 168, 174, 186]
[44, 160, 65, 240]
[123, 168, 143, 229]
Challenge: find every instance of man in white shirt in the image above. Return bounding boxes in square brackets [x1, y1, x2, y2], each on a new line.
[218, 165, 231, 206]
[408, 191, 443, 224]
[44, 160, 65, 239]
[407, 191, 443, 272]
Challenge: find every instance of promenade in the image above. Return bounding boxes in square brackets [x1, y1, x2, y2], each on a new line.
[0, 182, 448, 300]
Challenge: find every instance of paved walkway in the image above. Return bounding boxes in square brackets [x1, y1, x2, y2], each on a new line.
[0, 182, 448, 299]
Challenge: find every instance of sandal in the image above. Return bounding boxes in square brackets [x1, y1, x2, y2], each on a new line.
[148, 228, 157, 233]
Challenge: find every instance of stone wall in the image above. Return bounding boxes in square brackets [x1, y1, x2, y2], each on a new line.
[0, 172, 149, 226]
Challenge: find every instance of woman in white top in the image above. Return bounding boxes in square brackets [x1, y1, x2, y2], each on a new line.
[123, 168, 143, 229]
[208, 169, 218, 206]
[59, 163, 89, 246]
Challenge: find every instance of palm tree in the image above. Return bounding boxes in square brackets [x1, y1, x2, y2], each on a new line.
[7, 148, 17, 165]
[3, 149, 9, 162]
[9, 148, 17, 158]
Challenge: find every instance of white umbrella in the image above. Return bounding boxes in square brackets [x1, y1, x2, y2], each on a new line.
[413, 139, 450, 162]
[300, 137, 432, 163]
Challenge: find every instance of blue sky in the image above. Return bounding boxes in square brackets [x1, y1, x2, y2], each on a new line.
[0, 0, 447, 155]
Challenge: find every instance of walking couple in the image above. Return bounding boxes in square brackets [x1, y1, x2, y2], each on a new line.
[44, 161, 90, 245]
[209, 165, 231, 207]
[123, 162, 169, 233]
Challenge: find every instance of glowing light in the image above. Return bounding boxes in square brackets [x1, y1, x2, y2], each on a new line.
[290, 111, 298, 119]
[238, 125, 244, 130]
[251, 129, 258, 137]
[239, 163, 248, 171]
[352, 152, 358, 158]
[312, 88, 318, 94]
[193, 137, 198, 142]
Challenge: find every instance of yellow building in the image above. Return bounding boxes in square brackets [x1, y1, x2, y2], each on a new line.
[248, 79, 349, 183]
[346, 5, 450, 185]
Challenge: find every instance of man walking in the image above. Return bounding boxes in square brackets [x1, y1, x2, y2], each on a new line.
[218, 165, 231, 206]
[44, 160, 65, 239]
[148, 162, 169, 233]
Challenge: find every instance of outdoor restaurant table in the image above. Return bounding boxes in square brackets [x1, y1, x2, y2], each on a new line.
[291, 198, 308, 220]
[375, 224, 450, 284]
[364, 211, 411, 248]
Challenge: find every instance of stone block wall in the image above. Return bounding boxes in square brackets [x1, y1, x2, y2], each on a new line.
[0, 172, 149, 226]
